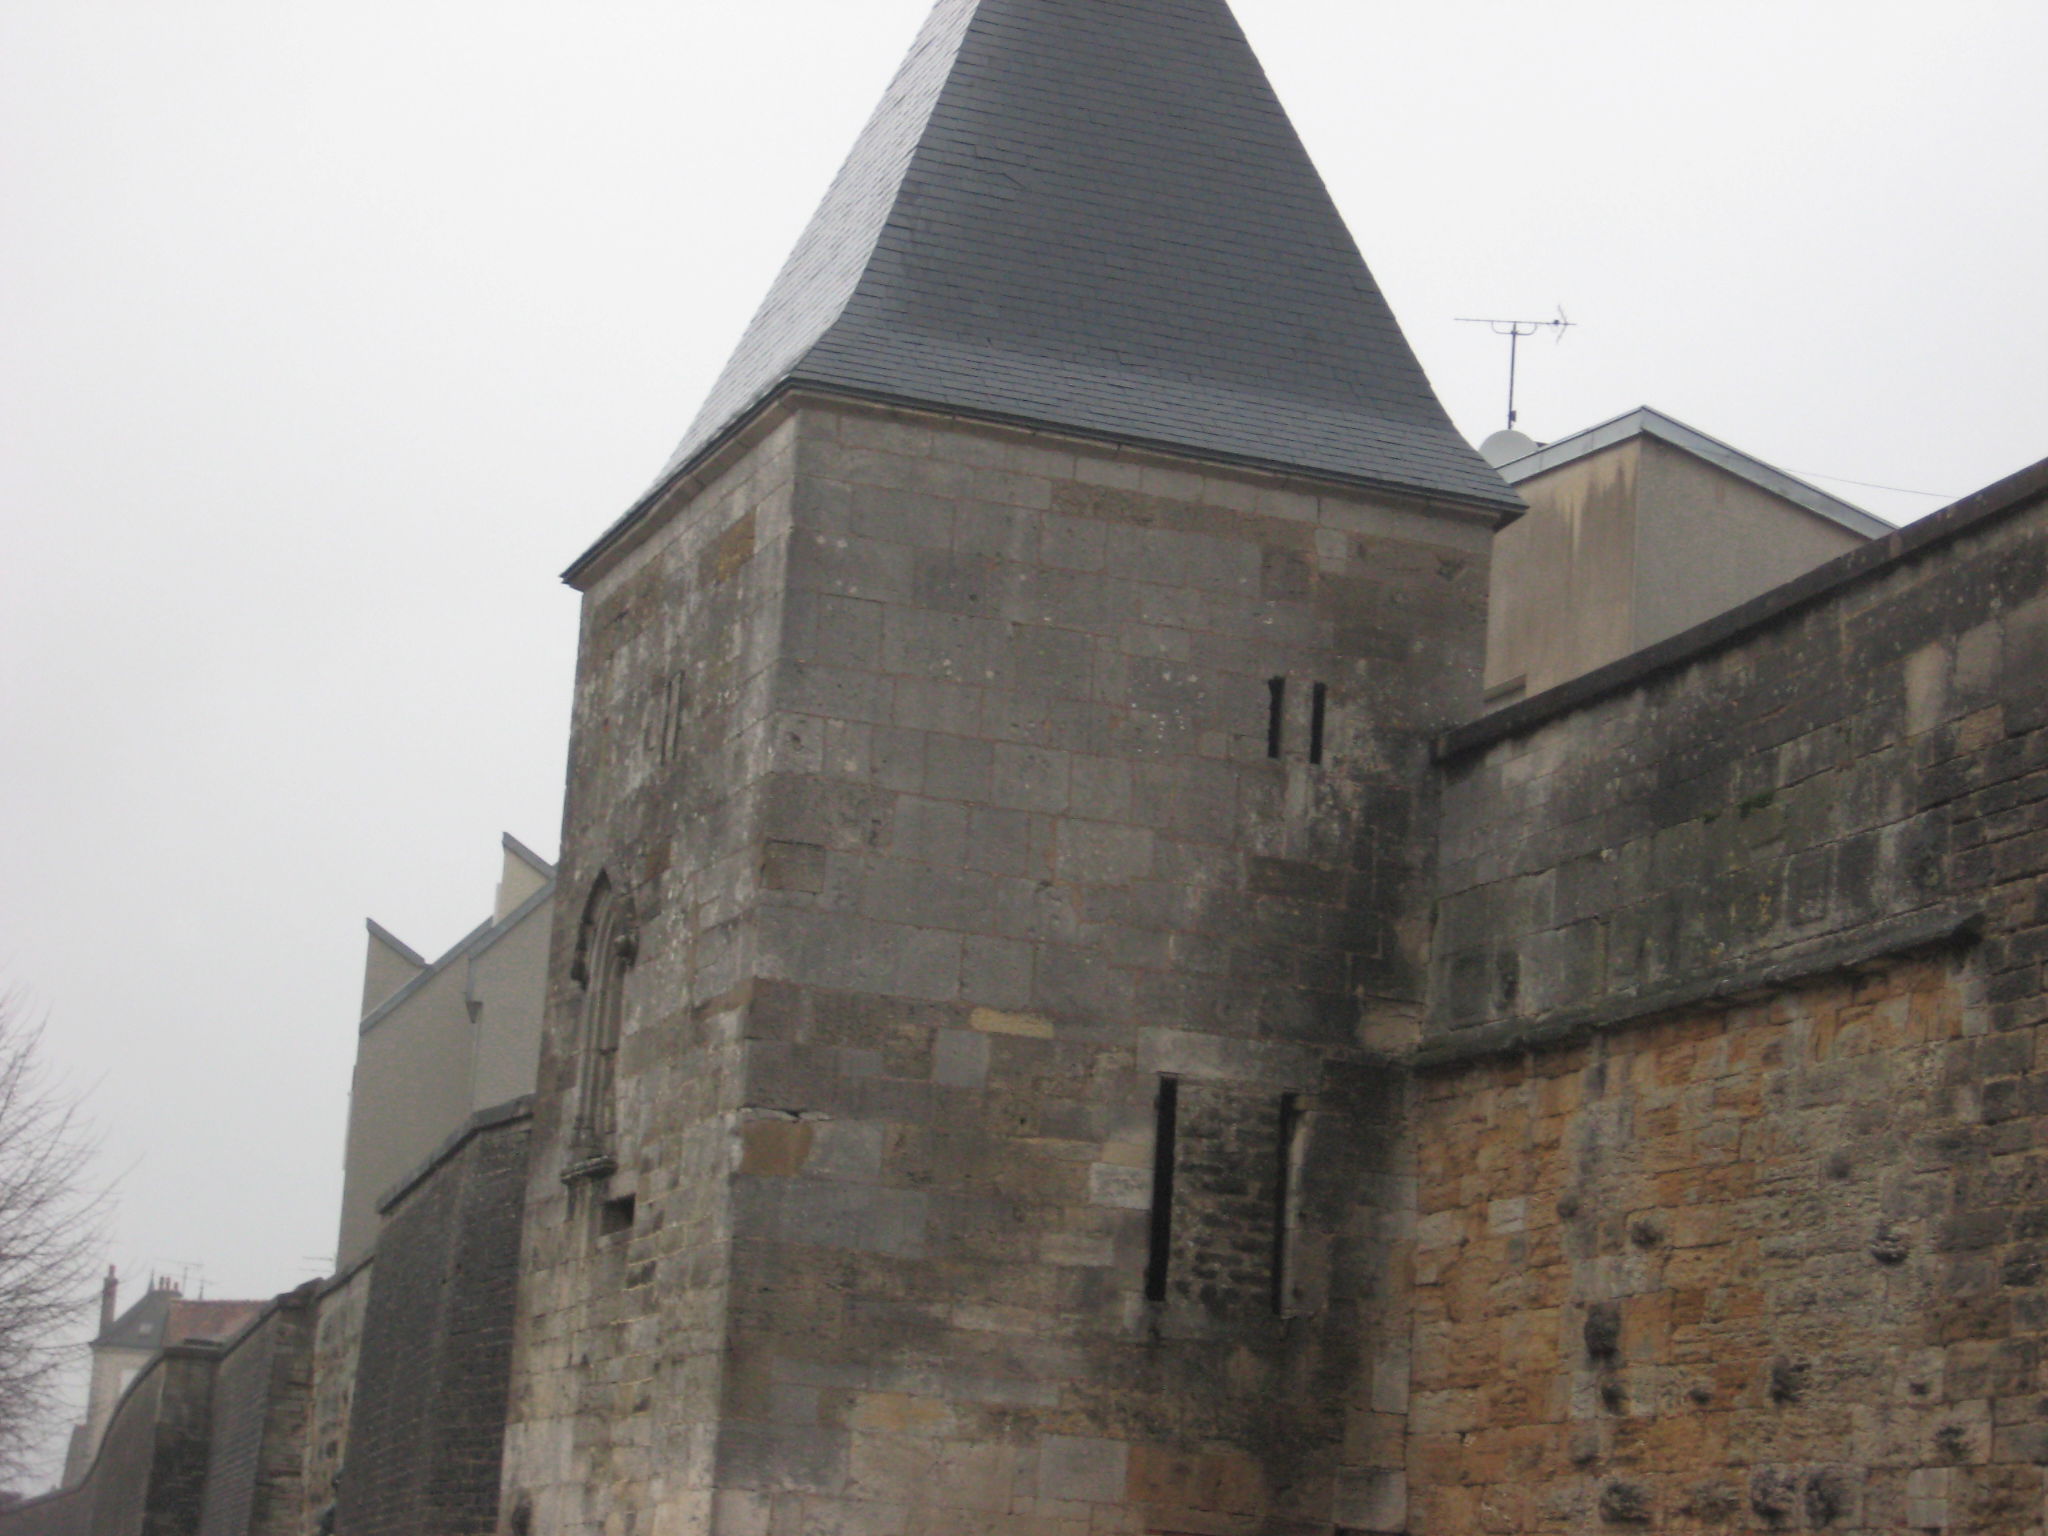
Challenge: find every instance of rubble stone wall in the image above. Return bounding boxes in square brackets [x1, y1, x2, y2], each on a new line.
[1416, 465, 2048, 1533]
[1410, 959, 2048, 1532]
[0, 1488, 90, 1536]
[301, 1264, 369, 1536]
[69, 1348, 216, 1536]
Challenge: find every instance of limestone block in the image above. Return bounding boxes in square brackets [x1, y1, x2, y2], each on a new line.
[1035, 1436, 1127, 1505]
[1333, 1468, 1406, 1533]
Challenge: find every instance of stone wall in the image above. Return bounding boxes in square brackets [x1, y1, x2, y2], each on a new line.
[1414, 460, 2048, 1532]
[197, 1291, 314, 1536]
[301, 1264, 369, 1536]
[2, 1347, 221, 1536]
[1409, 958, 2048, 1532]
[509, 393, 1501, 1536]
[336, 1104, 529, 1536]
[501, 403, 797, 1536]
[1433, 460, 2048, 1053]
[726, 402, 1492, 1536]
[0, 1485, 89, 1536]
[0, 1298, 320, 1536]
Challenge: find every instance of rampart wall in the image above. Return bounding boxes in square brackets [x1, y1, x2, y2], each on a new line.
[1412, 461, 2048, 1532]
[335, 1101, 530, 1536]
[196, 1292, 314, 1536]
[300, 1263, 369, 1536]
[2, 1346, 217, 1536]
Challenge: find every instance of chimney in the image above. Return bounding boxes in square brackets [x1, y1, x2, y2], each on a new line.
[99, 1266, 117, 1332]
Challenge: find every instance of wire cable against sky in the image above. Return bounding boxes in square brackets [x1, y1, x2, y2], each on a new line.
[1785, 469, 1954, 501]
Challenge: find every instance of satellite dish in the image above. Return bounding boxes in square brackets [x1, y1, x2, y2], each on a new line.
[1480, 429, 1539, 468]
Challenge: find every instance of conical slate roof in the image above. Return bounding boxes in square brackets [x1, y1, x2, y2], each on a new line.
[639, 0, 1517, 532]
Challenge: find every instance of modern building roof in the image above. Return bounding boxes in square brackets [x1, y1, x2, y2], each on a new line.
[1493, 405, 1894, 540]
[574, 0, 1518, 576]
[358, 844, 556, 1038]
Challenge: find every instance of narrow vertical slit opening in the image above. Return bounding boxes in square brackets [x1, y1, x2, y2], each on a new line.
[1272, 1093, 1300, 1315]
[1266, 678, 1287, 760]
[1145, 1075, 1180, 1302]
[1309, 683, 1328, 765]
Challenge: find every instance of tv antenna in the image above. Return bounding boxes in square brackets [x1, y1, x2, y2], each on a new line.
[1456, 308, 1575, 431]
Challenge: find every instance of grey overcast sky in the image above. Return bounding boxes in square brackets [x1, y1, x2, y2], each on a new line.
[0, 0, 2042, 1461]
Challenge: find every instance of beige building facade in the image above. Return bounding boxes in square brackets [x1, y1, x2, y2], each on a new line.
[1482, 408, 1889, 704]
[334, 834, 555, 1268]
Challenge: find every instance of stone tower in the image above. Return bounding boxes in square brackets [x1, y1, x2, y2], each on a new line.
[501, 2, 1518, 1532]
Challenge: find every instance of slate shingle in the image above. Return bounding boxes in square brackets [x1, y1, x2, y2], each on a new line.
[647, 0, 1518, 528]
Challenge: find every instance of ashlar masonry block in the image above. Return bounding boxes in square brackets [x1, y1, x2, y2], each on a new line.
[502, 398, 1497, 1535]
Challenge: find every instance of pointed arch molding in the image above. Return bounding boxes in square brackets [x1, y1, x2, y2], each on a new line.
[566, 871, 638, 1177]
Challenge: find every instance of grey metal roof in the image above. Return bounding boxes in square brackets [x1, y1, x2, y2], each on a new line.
[1495, 406, 1894, 539]
[597, 0, 1518, 564]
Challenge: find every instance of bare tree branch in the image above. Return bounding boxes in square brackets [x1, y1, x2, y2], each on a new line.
[0, 997, 106, 1485]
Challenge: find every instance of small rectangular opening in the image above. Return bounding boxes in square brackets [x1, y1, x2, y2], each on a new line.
[1271, 1094, 1301, 1315]
[1266, 678, 1286, 760]
[1308, 683, 1328, 765]
[1144, 1076, 1180, 1302]
[599, 1192, 637, 1237]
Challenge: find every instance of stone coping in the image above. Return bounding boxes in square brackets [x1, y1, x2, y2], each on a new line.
[1415, 901, 1984, 1071]
[374, 1095, 533, 1218]
[563, 385, 1516, 590]
[1439, 454, 2048, 763]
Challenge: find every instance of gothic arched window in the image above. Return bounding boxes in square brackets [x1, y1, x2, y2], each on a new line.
[568, 872, 637, 1172]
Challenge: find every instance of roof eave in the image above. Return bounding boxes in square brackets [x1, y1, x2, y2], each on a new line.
[1496, 405, 1892, 540]
[563, 382, 1524, 591]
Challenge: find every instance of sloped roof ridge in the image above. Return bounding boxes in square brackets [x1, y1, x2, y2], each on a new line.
[501, 831, 555, 878]
[578, 0, 1515, 578]
[1495, 404, 1893, 539]
[356, 873, 555, 1037]
[660, 0, 977, 479]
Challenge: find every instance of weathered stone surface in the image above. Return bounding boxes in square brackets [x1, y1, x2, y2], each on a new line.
[197, 1292, 315, 1536]
[1409, 462, 2048, 1535]
[338, 1108, 530, 1536]
[1409, 960, 2048, 1532]
[301, 1264, 368, 1536]
[502, 400, 1491, 1535]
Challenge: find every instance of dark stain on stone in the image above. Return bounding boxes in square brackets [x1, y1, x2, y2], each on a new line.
[1599, 1481, 1652, 1525]
[1750, 1469, 1798, 1526]
[1805, 1470, 1846, 1527]
[1871, 1222, 1911, 1265]
[1584, 1302, 1622, 1360]
[1768, 1358, 1808, 1405]
[1685, 1483, 1740, 1522]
